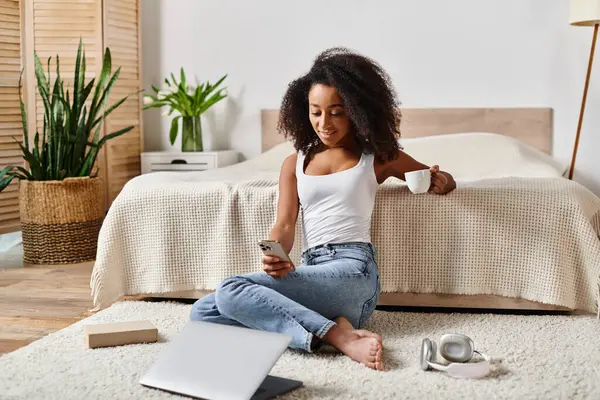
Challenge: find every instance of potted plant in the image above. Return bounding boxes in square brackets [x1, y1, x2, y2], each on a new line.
[0, 40, 134, 264]
[142, 68, 227, 152]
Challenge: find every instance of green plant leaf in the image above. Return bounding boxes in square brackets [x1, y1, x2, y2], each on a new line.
[34, 52, 51, 148]
[180, 67, 186, 92]
[176, 89, 192, 116]
[96, 125, 134, 148]
[197, 89, 227, 115]
[142, 101, 169, 110]
[43, 108, 52, 179]
[0, 174, 15, 192]
[87, 46, 112, 133]
[90, 66, 121, 129]
[54, 98, 65, 179]
[210, 74, 228, 90]
[32, 131, 39, 163]
[18, 70, 28, 153]
[0, 165, 32, 187]
[69, 96, 87, 175]
[91, 116, 101, 144]
[91, 89, 141, 130]
[80, 47, 87, 105]
[0, 166, 14, 180]
[50, 54, 64, 180]
[79, 147, 98, 177]
[13, 166, 33, 180]
[7, 171, 27, 180]
[193, 85, 203, 114]
[72, 39, 82, 118]
[47, 56, 51, 95]
[33, 52, 49, 94]
[170, 116, 180, 145]
[51, 55, 61, 112]
[91, 95, 131, 128]
[80, 78, 95, 106]
[15, 140, 43, 178]
[202, 75, 227, 102]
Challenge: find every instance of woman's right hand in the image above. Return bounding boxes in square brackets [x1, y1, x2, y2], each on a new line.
[262, 255, 294, 278]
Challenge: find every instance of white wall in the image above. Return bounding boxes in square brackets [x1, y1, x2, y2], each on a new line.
[141, 0, 600, 195]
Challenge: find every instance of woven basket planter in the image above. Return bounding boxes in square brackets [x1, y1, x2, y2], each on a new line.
[19, 177, 105, 264]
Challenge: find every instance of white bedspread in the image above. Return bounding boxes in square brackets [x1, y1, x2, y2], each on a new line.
[90, 160, 600, 314]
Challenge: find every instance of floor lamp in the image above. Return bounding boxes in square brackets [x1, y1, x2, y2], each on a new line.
[569, 0, 600, 180]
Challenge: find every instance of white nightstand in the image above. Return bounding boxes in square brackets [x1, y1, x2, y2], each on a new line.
[141, 150, 239, 174]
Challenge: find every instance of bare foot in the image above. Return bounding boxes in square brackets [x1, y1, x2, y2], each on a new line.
[334, 316, 382, 343]
[324, 319, 384, 371]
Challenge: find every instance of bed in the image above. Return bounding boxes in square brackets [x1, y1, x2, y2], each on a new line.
[90, 107, 600, 315]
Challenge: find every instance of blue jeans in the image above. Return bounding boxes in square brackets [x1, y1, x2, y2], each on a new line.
[190, 242, 380, 352]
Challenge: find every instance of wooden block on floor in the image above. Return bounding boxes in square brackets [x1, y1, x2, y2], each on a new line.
[84, 320, 158, 349]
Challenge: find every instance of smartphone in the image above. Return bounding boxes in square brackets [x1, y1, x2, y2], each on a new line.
[258, 240, 293, 264]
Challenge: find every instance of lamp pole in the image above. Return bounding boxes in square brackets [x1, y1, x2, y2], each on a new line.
[570, 23, 599, 180]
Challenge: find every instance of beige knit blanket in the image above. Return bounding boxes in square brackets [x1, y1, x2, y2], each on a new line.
[91, 170, 600, 315]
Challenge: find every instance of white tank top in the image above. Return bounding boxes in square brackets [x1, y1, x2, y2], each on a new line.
[295, 150, 379, 251]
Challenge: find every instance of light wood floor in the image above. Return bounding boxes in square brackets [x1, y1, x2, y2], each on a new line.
[0, 261, 97, 355]
[0, 260, 585, 356]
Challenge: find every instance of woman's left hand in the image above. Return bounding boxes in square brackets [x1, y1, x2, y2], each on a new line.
[429, 165, 456, 195]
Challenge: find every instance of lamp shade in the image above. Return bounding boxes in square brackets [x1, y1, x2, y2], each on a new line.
[571, 0, 600, 26]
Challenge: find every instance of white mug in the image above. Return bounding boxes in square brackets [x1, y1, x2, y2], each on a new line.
[405, 169, 431, 194]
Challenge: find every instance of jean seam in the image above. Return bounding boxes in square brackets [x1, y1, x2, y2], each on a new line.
[359, 294, 376, 328]
[304, 333, 314, 353]
[316, 320, 336, 339]
[358, 269, 379, 328]
[290, 265, 366, 279]
[306, 250, 370, 275]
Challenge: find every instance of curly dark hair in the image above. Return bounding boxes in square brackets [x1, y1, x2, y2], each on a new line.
[277, 47, 402, 163]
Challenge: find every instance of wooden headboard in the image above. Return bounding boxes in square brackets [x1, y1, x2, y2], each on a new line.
[261, 108, 553, 155]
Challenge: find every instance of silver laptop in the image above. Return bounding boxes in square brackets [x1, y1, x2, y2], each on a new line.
[140, 320, 302, 400]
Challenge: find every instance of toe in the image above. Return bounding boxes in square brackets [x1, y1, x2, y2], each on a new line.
[365, 360, 378, 370]
[370, 340, 380, 352]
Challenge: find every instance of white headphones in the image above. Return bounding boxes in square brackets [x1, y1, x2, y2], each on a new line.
[420, 333, 491, 379]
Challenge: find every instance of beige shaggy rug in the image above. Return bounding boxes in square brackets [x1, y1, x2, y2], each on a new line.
[0, 300, 598, 400]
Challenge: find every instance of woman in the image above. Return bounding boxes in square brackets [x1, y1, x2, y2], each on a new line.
[190, 47, 456, 371]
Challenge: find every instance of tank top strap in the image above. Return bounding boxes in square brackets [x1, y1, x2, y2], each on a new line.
[361, 153, 379, 187]
[295, 151, 306, 176]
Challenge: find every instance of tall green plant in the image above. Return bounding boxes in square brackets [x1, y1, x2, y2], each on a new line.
[0, 39, 135, 192]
